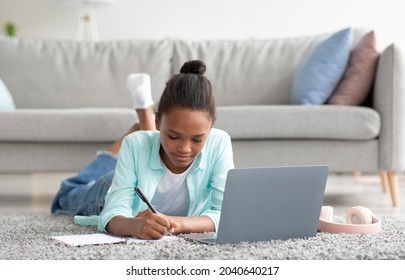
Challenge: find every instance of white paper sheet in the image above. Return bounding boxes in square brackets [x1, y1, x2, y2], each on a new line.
[51, 233, 178, 247]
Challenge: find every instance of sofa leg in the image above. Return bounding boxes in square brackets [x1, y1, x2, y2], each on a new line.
[387, 171, 400, 207]
[379, 171, 389, 193]
[354, 171, 362, 177]
[353, 171, 362, 183]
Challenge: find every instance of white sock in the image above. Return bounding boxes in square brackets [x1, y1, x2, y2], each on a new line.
[126, 73, 153, 109]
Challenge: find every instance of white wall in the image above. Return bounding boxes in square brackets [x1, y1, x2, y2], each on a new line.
[0, 0, 404, 49]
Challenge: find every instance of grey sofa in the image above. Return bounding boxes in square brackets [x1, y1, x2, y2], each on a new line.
[0, 29, 403, 206]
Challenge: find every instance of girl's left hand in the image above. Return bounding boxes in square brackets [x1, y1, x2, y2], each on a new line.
[136, 209, 180, 235]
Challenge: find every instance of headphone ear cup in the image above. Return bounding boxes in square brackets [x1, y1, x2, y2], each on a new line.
[320, 206, 334, 222]
[346, 206, 373, 224]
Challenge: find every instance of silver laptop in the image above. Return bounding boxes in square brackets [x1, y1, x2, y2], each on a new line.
[182, 165, 329, 244]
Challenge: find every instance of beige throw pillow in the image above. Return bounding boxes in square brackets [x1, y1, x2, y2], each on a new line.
[327, 31, 379, 105]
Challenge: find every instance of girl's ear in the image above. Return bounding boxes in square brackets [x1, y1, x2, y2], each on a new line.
[155, 117, 160, 131]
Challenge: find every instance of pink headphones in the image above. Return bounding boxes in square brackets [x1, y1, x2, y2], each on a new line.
[318, 206, 381, 234]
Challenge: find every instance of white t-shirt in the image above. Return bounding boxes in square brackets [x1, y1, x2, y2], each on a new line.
[151, 162, 192, 216]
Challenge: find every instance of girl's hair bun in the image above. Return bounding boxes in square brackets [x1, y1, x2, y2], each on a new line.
[180, 60, 206, 75]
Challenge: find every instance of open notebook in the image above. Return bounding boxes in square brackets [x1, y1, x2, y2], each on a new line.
[51, 233, 178, 247]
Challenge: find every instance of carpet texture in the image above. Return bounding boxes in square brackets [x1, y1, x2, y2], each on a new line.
[1, 213, 405, 260]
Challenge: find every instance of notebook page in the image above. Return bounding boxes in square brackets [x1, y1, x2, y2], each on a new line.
[51, 233, 178, 246]
[51, 233, 125, 246]
[125, 235, 178, 244]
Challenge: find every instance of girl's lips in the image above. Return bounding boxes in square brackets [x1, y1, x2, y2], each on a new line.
[174, 154, 192, 162]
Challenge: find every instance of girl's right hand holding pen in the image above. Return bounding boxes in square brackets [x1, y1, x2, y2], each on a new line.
[134, 209, 177, 240]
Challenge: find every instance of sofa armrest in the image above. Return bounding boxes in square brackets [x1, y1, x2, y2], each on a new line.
[374, 43, 405, 172]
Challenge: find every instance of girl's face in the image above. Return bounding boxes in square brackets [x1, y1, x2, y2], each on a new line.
[156, 108, 213, 174]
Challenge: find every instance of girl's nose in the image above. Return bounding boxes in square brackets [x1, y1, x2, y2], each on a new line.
[177, 141, 191, 153]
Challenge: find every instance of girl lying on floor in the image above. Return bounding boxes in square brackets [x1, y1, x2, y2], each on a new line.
[51, 60, 234, 240]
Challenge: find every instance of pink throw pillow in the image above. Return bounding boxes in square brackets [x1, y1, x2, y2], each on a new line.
[327, 31, 379, 105]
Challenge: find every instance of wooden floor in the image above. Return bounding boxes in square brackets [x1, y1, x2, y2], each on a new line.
[0, 172, 403, 218]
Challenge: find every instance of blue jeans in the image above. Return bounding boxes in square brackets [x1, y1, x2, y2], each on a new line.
[51, 151, 117, 216]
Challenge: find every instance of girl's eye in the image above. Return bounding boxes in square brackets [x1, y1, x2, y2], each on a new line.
[168, 135, 178, 140]
[193, 139, 203, 143]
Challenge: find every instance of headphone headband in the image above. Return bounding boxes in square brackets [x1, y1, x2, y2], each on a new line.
[318, 206, 381, 234]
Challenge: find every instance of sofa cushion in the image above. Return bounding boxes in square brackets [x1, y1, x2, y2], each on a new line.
[291, 28, 353, 105]
[215, 105, 380, 140]
[328, 31, 379, 105]
[0, 38, 173, 109]
[0, 108, 137, 142]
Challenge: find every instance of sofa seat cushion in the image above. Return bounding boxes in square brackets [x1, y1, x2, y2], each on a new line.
[0, 108, 137, 142]
[215, 105, 380, 140]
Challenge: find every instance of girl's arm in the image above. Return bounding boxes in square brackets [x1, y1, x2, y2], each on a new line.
[195, 130, 234, 232]
[168, 215, 215, 234]
[133, 210, 214, 235]
[106, 212, 177, 240]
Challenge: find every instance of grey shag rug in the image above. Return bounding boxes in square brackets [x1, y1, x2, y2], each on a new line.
[1, 213, 405, 260]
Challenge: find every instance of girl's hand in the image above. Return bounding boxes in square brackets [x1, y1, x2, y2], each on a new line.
[134, 209, 178, 239]
[158, 212, 181, 234]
